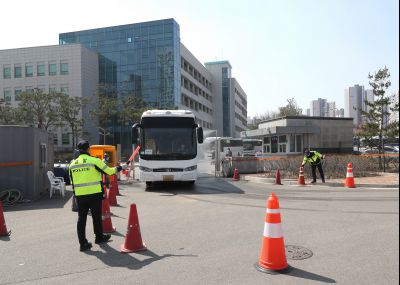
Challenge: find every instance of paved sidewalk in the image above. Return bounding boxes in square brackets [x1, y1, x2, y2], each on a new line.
[242, 172, 399, 188]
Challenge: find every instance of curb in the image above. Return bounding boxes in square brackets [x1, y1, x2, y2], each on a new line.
[242, 175, 399, 189]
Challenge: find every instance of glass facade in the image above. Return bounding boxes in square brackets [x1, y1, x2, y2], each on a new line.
[59, 19, 181, 154]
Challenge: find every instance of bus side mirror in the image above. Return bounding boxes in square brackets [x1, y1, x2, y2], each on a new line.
[197, 127, 204, 144]
[132, 123, 140, 144]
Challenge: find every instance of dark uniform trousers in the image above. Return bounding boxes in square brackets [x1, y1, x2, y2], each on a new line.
[311, 163, 325, 182]
[76, 192, 103, 245]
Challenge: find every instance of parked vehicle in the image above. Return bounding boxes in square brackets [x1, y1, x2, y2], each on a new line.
[53, 163, 71, 185]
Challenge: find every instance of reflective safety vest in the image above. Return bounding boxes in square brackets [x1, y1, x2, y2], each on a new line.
[302, 151, 323, 166]
[69, 154, 117, 196]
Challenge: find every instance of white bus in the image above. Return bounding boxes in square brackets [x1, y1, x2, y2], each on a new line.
[242, 139, 263, 156]
[132, 110, 203, 187]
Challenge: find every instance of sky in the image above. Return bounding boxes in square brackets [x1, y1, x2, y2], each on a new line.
[1, 0, 398, 117]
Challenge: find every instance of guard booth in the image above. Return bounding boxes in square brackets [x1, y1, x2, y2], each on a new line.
[89, 145, 117, 167]
[0, 125, 53, 200]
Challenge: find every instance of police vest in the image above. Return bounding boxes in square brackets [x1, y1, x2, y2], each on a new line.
[302, 151, 322, 166]
[69, 154, 117, 196]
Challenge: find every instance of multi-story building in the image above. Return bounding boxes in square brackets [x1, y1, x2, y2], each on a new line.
[344, 84, 364, 126]
[180, 44, 214, 129]
[326, 101, 336, 117]
[1, 19, 248, 156]
[0, 44, 99, 151]
[59, 19, 247, 154]
[204, 61, 247, 138]
[389, 93, 399, 124]
[337, 108, 345, 118]
[310, 98, 327, 117]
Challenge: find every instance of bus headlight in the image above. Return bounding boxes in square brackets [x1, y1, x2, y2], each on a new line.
[183, 165, 197, 171]
[139, 166, 152, 172]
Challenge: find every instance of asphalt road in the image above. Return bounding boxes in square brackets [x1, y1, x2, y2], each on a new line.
[0, 175, 399, 285]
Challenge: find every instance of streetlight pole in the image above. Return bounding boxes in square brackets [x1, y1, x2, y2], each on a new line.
[98, 127, 112, 145]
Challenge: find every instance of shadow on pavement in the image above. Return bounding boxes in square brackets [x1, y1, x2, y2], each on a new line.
[2, 189, 73, 212]
[145, 177, 244, 196]
[287, 266, 336, 283]
[85, 242, 197, 270]
[0, 235, 11, 242]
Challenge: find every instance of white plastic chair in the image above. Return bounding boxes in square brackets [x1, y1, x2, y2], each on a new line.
[47, 171, 65, 198]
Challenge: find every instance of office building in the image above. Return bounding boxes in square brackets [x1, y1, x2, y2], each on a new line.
[205, 61, 247, 137]
[59, 19, 248, 154]
[1, 19, 247, 156]
[0, 44, 99, 151]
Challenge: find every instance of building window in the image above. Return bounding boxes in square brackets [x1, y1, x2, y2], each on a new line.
[296, 135, 302, 152]
[62, 133, 70, 145]
[49, 85, 57, 94]
[37, 63, 45, 76]
[3, 66, 11, 79]
[290, 135, 296, 152]
[278, 135, 287, 153]
[53, 133, 58, 145]
[60, 86, 69, 95]
[60, 62, 69, 75]
[25, 87, 34, 94]
[3, 88, 12, 102]
[14, 65, 22, 78]
[14, 88, 22, 101]
[263, 137, 271, 153]
[25, 64, 33, 77]
[49, 63, 57, 76]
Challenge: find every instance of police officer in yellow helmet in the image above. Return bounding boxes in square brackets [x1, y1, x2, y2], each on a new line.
[69, 140, 127, 251]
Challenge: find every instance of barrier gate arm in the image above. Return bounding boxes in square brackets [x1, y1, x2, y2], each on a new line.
[126, 146, 141, 165]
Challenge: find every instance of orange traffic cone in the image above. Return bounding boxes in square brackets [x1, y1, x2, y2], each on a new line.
[275, 169, 282, 185]
[0, 201, 11, 236]
[110, 175, 120, 196]
[232, 168, 240, 181]
[297, 166, 306, 186]
[120, 204, 147, 253]
[107, 187, 118, 206]
[344, 163, 356, 188]
[256, 192, 289, 273]
[101, 198, 116, 233]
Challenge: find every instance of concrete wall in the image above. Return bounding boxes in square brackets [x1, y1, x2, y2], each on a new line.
[0, 126, 53, 200]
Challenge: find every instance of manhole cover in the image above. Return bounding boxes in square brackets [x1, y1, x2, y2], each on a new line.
[285, 245, 313, 260]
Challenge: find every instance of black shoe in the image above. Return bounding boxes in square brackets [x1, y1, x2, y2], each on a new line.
[80, 242, 92, 252]
[322, 180, 326, 183]
[311, 181, 316, 184]
[95, 234, 111, 244]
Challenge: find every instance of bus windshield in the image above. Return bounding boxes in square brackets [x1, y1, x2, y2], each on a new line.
[140, 117, 197, 160]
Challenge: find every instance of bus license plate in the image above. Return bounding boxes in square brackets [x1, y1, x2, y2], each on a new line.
[163, 175, 174, 181]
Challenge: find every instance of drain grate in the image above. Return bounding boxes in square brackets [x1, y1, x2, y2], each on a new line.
[285, 245, 313, 260]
